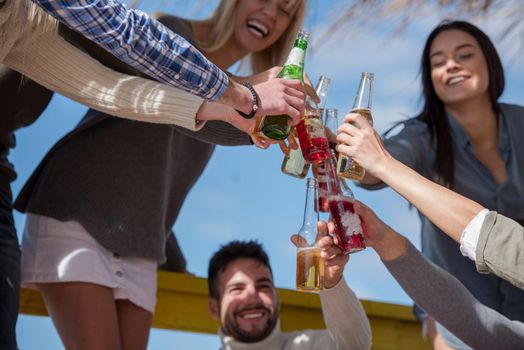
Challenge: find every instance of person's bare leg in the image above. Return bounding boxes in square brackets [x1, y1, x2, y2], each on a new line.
[37, 282, 121, 350]
[115, 299, 152, 350]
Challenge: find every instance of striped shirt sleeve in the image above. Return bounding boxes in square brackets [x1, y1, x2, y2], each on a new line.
[31, 0, 229, 101]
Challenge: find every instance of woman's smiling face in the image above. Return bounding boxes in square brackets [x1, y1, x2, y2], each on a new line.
[429, 29, 490, 106]
[233, 0, 300, 53]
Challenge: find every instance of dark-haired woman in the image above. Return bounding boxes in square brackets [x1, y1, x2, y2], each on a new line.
[357, 20, 524, 349]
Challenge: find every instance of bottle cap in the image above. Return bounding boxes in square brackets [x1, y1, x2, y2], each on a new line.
[297, 30, 311, 42]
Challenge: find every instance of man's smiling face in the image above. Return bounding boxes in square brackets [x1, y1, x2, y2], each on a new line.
[210, 258, 279, 343]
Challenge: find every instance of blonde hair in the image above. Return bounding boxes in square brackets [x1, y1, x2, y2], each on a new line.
[196, 0, 307, 74]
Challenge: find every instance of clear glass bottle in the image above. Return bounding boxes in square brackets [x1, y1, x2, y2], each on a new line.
[296, 178, 324, 292]
[325, 151, 366, 254]
[295, 76, 330, 163]
[280, 128, 310, 178]
[314, 108, 339, 212]
[337, 72, 374, 180]
[258, 30, 309, 140]
[281, 76, 331, 178]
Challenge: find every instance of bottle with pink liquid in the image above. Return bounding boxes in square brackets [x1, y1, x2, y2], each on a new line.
[281, 76, 330, 178]
[324, 150, 366, 254]
[313, 108, 339, 212]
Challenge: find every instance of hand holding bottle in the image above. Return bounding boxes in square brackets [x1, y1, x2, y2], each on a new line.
[303, 73, 320, 104]
[291, 221, 349, 289]
[337, 72, 374, 180]
[252, 78, 306, 125]
[317, 221, 349, 288]
[336, 112, 392, 177]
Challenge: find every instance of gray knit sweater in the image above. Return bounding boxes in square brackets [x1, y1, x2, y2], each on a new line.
[14, 16, 251, 263]
[384, 240, 524, 349]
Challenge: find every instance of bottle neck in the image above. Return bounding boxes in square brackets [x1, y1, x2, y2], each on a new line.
[302, 182, 318, 227]
[283, 39, 307, 69]
[353, 75, 373, 110]
[306, 77, 330, 113]
[325, 154, 341, 195]
[315, 78, 330, 110]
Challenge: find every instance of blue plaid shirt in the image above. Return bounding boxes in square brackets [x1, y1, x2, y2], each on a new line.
[32, 0, 229, 101]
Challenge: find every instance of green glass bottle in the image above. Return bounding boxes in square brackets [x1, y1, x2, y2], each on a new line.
[261, 30, 309, 140]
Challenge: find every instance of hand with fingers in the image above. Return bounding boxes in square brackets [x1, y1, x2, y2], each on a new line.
[303, 73, 320, 104]
[275, 73, 320, 156]
[336, 113, 391, 176]
[195, 101, 270, 149]
[237, 67, 317, 106]
[291, 221, 350, 289]
[278, 135, 299, 156]
[252, 78, 306, 127]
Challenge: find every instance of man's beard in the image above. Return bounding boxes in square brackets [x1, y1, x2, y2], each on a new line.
[222, 303, 279, 343]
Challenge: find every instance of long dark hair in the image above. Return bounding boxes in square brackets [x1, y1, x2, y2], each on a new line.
[416, 20, 505, 188]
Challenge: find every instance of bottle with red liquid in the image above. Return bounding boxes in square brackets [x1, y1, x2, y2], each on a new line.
[324, 150, 366, 254]
[281, 76, 331, 178]
[313, 108, 339, 212]
[296, 76, 330, 163]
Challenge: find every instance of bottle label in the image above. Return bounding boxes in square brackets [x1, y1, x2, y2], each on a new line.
[283, 47, 305, 67]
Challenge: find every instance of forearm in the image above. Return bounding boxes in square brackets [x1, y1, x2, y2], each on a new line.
[374, 155, 483, 242]
[5, 29, 204, 130]
[216, 79, 254, 116]
[319, 278, 372, 350]
[476, 212, 524, 289]
[31, 0, 228, 101]
[175, 119, 252, 146]
[383, 241, 524, 349]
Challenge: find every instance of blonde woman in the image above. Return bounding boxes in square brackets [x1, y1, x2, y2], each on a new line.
[1, 0, 306, 347]
[15, 1, 308, 349]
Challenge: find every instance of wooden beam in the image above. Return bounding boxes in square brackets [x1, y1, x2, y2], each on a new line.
[20, 271, 431, 349]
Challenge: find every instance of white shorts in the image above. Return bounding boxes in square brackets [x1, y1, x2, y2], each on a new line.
[21, 213, 157, 313]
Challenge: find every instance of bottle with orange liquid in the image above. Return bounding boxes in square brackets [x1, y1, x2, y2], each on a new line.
[296, 178, 324, 292]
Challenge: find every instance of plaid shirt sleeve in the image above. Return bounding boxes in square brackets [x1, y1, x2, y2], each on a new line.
[31, 0, 229, 101]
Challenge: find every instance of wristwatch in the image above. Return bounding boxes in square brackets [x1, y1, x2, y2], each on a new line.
[235, 82, 259, 120]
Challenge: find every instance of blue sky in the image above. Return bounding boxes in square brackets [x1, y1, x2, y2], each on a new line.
[13, 0, 524, 349]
